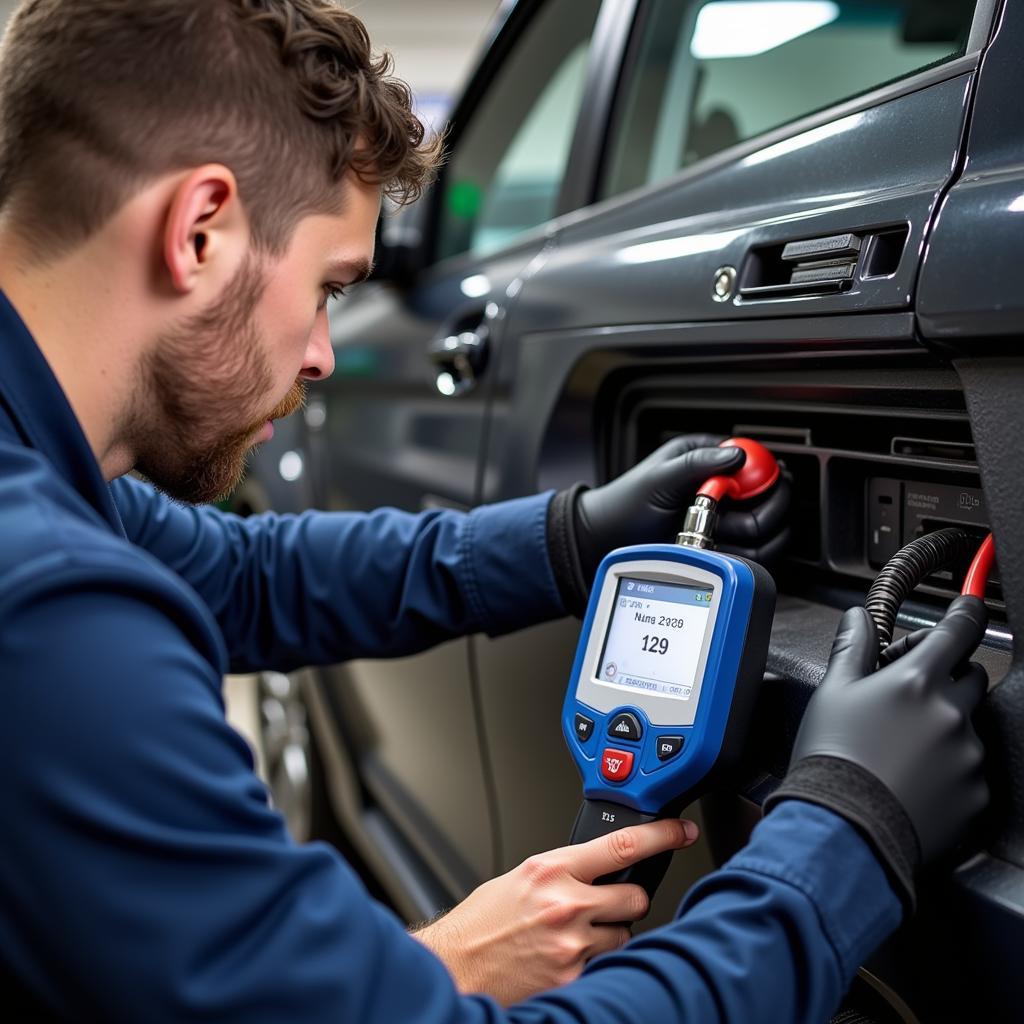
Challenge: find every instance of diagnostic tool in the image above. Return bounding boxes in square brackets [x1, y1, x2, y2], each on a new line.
[564, 439, 778, 897]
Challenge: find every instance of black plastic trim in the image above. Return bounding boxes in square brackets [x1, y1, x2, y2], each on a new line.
[419, 0, 546, 267]
[361, 754, 480, 900]
[558, 0, 640, 217]
[361, 808, 453, 923]
[968, 0, 1004, 52]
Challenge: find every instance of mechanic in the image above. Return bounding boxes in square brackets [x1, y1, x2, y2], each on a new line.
[0, 1, 990, 1021]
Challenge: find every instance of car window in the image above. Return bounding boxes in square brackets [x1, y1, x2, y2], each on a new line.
[436, 0, 603, 262]
[601, 0, 979, 199]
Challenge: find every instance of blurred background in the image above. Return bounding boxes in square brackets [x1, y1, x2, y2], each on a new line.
[0, 0, 503, 130]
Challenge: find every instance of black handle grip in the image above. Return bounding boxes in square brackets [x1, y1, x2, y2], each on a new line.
[569, 798, 680, 901]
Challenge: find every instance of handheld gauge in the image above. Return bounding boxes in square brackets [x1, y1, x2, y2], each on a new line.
[563, 439, 778, 898]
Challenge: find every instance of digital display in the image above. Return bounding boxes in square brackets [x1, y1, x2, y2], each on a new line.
[596, 577, 714, 702]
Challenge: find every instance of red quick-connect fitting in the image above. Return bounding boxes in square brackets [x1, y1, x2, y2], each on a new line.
[677, 438, 781, 549]
[698, 438, 781, 503]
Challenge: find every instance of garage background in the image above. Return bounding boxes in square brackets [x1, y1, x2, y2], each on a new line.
[0, 0, 501, 121]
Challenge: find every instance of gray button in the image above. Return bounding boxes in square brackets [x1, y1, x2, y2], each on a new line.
[607, 712, 642, 742]
[656, 735, 684, 761]
[574, 713, 594, 743]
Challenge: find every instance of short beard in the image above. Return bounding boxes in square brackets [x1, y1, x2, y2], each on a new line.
[131, 257, 306, 505]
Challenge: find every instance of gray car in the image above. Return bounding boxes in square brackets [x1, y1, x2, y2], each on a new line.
[244, 1, 1024, 1019]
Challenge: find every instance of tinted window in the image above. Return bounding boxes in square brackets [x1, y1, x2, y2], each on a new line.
[602, 0, 978, 199]
[437, 0, 602, 262]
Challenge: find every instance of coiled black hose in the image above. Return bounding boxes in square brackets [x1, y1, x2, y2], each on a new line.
[864, 527, 974, 648]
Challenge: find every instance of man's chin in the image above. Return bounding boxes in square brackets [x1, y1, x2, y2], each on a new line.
[136, 445, 253, 506]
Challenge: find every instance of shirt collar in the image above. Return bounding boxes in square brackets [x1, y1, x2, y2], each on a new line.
[0, 290, 125, 535]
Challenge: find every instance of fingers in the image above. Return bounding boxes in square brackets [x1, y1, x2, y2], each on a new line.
[586, 924, 634, 960]
[649, 446, 744, 506]
[945, 660, 989, 717]
[905, 596, 988, 675]
[821, 606, 880, 686]
[567, 819, 696, 884]
[588, 883, 650, 925]
[647, 434, 726, 463]
[718, 528, 790, 567]
[879, 627, 929, 666]
[716, 477, 792, 545]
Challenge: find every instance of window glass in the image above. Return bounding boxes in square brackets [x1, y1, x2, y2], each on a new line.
[436, 0, 602, 262]
[601, 0, 978, 199]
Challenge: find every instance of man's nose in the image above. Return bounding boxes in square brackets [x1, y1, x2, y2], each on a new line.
[299, 320, 335, 381]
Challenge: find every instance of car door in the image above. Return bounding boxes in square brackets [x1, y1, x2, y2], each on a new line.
[306, 0, 611, 920]
[472, 0, 1007, 1014]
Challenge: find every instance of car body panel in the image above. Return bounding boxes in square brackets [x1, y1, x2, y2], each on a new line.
[919, 0, 1024, 339]
[491, 73, 974, 337]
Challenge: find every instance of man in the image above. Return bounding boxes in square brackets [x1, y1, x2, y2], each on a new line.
[0, 1, 989, 1021]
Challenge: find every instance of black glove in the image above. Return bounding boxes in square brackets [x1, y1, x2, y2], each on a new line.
[764, 596, 990, 912]
[546, 434, 790, 616]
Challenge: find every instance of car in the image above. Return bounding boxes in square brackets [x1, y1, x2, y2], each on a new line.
[244, 0, 1024, 1019]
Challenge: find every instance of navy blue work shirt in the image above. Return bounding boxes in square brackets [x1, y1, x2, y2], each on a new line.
[0, 291, 902, 1021]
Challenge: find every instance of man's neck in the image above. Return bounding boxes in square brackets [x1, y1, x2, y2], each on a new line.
[0, 231, 146, 481]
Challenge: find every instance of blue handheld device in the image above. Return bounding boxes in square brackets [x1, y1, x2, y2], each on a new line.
[564, 440, 778, 898]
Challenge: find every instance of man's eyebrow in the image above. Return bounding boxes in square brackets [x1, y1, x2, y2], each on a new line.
[328, 258, 374, 284]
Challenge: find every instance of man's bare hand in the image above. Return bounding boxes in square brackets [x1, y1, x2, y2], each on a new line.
[411, 818, 699, 1005]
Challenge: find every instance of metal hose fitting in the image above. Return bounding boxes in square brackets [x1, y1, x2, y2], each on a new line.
[676, 496, 718, 548]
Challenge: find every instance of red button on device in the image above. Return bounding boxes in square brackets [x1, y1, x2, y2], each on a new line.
[601, 747, 634, 782]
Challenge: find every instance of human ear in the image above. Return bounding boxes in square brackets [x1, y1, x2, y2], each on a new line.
[162, 164, 248, 296]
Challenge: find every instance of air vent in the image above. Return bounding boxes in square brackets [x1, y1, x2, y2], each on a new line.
[892, 437, 976, 464]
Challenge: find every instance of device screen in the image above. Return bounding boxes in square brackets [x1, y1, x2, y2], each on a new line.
[595, 577, 714, 702]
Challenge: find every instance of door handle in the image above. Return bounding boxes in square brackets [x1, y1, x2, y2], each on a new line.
[427, 321, 490, 397]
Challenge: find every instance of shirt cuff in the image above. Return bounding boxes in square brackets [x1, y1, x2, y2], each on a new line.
[459, 491, 566, 634]
[686, 800, 903, 981]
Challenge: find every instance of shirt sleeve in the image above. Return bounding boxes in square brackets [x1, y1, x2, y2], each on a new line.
[511, 801, 903, 1024]
[0, 562, 497, 1022]
[111, 476, 566, 673]
[1, 557, 901, 1022]
[2, 536, 901, 1024]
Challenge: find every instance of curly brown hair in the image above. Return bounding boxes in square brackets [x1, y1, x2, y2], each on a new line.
[0, 0, 441, 261]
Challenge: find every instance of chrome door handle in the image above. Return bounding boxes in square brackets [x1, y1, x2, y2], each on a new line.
[427, 324, 489, 397]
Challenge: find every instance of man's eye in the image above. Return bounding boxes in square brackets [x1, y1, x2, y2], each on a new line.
[318, 284, 347, 310]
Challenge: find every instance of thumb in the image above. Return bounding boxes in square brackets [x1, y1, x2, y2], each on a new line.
[906, 595, 988, 676]
[821, 607, 879, 687]
[648, 446, 744, 509]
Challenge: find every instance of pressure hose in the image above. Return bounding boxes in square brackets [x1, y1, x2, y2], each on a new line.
[865, 528, 996, 649]
[962, 533, 996, 600]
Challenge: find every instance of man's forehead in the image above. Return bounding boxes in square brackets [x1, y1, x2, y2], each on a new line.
[296, 203, 378, 276]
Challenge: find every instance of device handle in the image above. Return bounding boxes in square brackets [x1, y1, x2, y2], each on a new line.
[569, 798, 686, 901]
